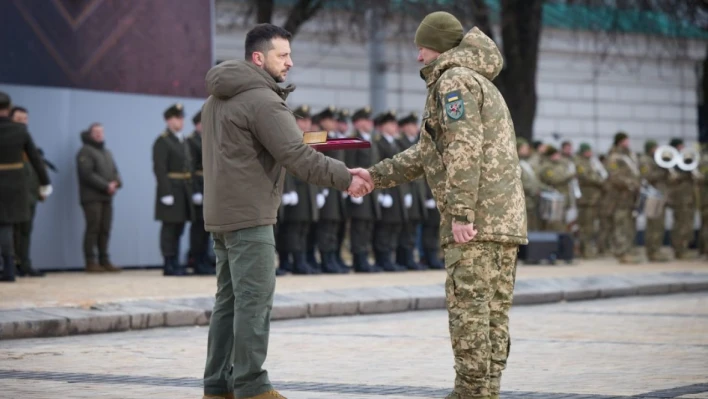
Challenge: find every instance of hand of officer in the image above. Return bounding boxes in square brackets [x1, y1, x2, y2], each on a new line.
[107, 181, 118, 195]
[316, 193, 325, 209]
[161, 195, 175, 206]
[404, 194, 413, 208]
[452, 221, 477, 244]
[425, 198, 436, 209]
[347, 168, 374, 197]
[351, 195, 363, 205]
[192, 193, 203, 205]
[39, 184, 53, 198]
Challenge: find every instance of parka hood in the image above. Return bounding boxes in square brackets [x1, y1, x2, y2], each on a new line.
[421, 27, 504, 86]
[205, 60, 295, 100]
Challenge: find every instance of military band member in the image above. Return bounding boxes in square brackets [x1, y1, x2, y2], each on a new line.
[372, 110, 407, 272]
[344, 107, 381, 272]
[574, 143, 605, 258]
[539, 146, 575, 232]
[666, 138, 699, 259]
[313, 106, 349, 273]
[597, 153, 614, 256]
[517, 138, 551, 231]
[0, 91, 52, 283]
[396, 112, 426, 270]
[153, 103, 195, 276]
[639, 140, 670, 262]
[529, 141, 547, 173]
[606, 132, 642, 264]
[186, 110, 215, 275]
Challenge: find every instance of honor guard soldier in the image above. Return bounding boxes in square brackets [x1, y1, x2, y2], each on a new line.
[153, 103, 195, 276]
[280, 105, 321, 274]
[396, 112, 426, 270]
[574, 143, 605, 258]
[313, 106, 349, 273]
[0, 91, 52, 283]
[187, 110, 215, 275]
[344, 106, 381, 272]
[372, 110, 408, 272]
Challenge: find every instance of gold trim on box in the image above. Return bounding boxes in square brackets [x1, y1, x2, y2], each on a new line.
[303, 130, 328, 144]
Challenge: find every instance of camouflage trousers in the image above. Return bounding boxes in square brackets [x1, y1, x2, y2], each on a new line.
[671, 207, 694, 257]
[597, 210, 613, 256]
[612, 209, 636, 258]
[700, 210, 708, 255]
[644, 205, 666, 258]
[577, 206, 597, 258]
[443, 241, 518, 398]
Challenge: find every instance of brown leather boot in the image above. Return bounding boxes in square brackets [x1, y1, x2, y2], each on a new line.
[202, 393, 234, 399]
[101, 262, 121, 272]
[242, 390, 287, 399]
[86, 263, 104, 273]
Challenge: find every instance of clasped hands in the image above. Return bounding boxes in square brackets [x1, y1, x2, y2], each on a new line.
[347, 168, 374, 198]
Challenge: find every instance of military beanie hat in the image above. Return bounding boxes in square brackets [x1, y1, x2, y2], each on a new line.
[516, 137, 528, 150]
[578, 143, 591, 153]
[613, 131, 628, 146]
[669, 137, 684, 148]
[644, 140, 657, 154]
[545, 145, 558, 156]
[414, 12, 464, 54]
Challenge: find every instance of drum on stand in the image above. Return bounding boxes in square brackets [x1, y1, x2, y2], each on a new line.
[636, 185, 665, 220]
[539, 190, 566, 222]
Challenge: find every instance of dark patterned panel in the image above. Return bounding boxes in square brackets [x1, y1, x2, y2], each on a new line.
[1, 0, 211, 98]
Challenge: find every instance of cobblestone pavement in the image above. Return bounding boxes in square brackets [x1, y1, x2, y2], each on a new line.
[2, 253, 706, 310]
[0, 293, 706, 399]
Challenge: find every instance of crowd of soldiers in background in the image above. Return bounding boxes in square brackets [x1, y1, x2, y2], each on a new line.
[5, 98, 707, 281]
[518, 132, 708, 264]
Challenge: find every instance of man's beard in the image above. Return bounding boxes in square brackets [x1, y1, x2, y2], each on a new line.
[265, 64, 285, 83]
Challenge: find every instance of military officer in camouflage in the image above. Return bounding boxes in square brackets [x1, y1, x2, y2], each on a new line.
[517, 138, 551, 231]
[666, 138, 699, 259]
[152, 103, 195, 276]
[606, 132, 642, 264]
[574, 143, 605, 258]
[538, 146, 575, 232]
[639, 140, 670, 262]
[350, 12, 527, 399]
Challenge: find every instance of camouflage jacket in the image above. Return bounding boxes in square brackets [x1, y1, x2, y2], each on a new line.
[574, 156, 605, 207]
[539, 159, 574, 203]
[519, 157, 550, 211]
[700, 153, 708, 211]
[606, 147, 641, 211]
[368, 27, 527, 248]
[639, 153, 669, 194]
[667, 169, 696, 208]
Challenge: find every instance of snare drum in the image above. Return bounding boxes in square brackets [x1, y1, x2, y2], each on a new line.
[636, 185, 665, 219]
[539, 190, 566, 222]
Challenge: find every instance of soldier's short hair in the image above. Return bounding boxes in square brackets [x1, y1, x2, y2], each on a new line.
[0, 91, 11, 110]
[10, 106, 27, 117]
[245, 24, 292, 61]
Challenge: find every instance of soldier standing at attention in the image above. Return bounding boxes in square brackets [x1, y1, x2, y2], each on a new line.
[10, 106, 45, 277]
[187, 110, 215, 275]
[574, 143, 605, 258]
[349, 13, 527, 398]
[517, 137, 550, 231]
[76, 123, 122, 272]
[538, 146, 575, 232]
[666, 138, 699, 259]
[153, 103, 194, 276]
[396, 112, 427, 270]
[344, 107, 381, 273]
[0, 91, 52, 283]
[596, 152, 614, 255]
[373, 110, 408, 272]
[639, 140, 670, 262]
[606, 132, 642, 264]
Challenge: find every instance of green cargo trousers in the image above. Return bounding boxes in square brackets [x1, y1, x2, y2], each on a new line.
[203, 225, 275, 398]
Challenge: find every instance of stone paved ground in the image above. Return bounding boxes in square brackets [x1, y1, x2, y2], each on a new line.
[2, 255, 706, 310]
[0, 293, 706, 398]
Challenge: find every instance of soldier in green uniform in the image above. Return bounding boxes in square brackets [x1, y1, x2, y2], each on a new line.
[596, 153, 614, 256]
[396, 112, 427, 270]
[344, 106, 381, 272]
[529, 141, 547, 173]
[666, 138, 699, 259]
[76, 123, 122, 272]
[186, 111, 215, 275]
[639, 140, 670, 262]
[152, 103, 194, 276]
[313, 106, 349, 273]
[10, 106, 46, 277]
[574, 143, 605, 258]
[517, 138, 550, 231]
[606, 132, 642, 263]
[0, 91, 52, 283]
[350, 14, 528, 398]
[538, 146, 575, 232]
[373, 110, 408, 272]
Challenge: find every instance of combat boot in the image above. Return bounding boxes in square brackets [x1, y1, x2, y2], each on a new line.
[163, 256, 176, 276]
[86, 262, 104, 273]
[172, 257, 188, 276]
[618, 254, 642, 264]
[305, 249, 318, 268]
[376, 251, 403, 272]
[0, 255, 16, 282]
[241, 389, 287, 399]
[17, 261, 45, 277]
[100, 262, 121, 273]
[278, 252, 292, 273]
[353, 252, 378, 273]
[425, 249, 445, 269]
[194, 253, 216, 275]
[202, 393, 234, 399]
[404, 249, 425, 270]
[647, 252, 670, 262]
[292, 252, 315, 274]
[334, 251, 349, 271]
[321, 252, 342, 274]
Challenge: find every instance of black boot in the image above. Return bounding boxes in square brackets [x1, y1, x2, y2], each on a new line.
[334, 251, 349, 271]
[1, 255, 16, 282]
[321, 252, 341, 274]
[17, 259, 45, 277]
[404, 249, 424, 270]
[426, 249, 445, 269]
[276, 267, 287, 276]
[172, 256, 188, 276]
[306, 249, 318, 268]
[396, 247, 406, 267]
[293, 252, 315, 275]
[279, 251, 293, 273]
[163, 256, 175, 276]
[194, 253, 216, 275]
[353, 252, 378, 273]
[375, 251, 399, 272]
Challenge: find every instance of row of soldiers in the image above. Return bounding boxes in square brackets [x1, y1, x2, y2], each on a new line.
[274, 105, 444, 274]
[518, 131, 707, 263]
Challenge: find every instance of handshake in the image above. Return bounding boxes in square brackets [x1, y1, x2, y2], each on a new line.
[346, 168, 375, 198]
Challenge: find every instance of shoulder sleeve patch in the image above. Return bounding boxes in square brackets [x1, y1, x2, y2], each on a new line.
[443, 90, 465, 122]
[577, 166, 584, 174]
[545, 169, 554, 177]
[609, 162, 618, 170]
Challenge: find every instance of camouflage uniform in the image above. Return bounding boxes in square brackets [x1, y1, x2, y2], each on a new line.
[606, 147, 641, 262]
[638, 152, 669, 261]
[699, 153, 708, 255]
[538, 158, 574, 232]
[368, 27, 527, 399]
[518, 156, 549, 231]
[667, 169, 697, 259]
[574, 155, 604, 258]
